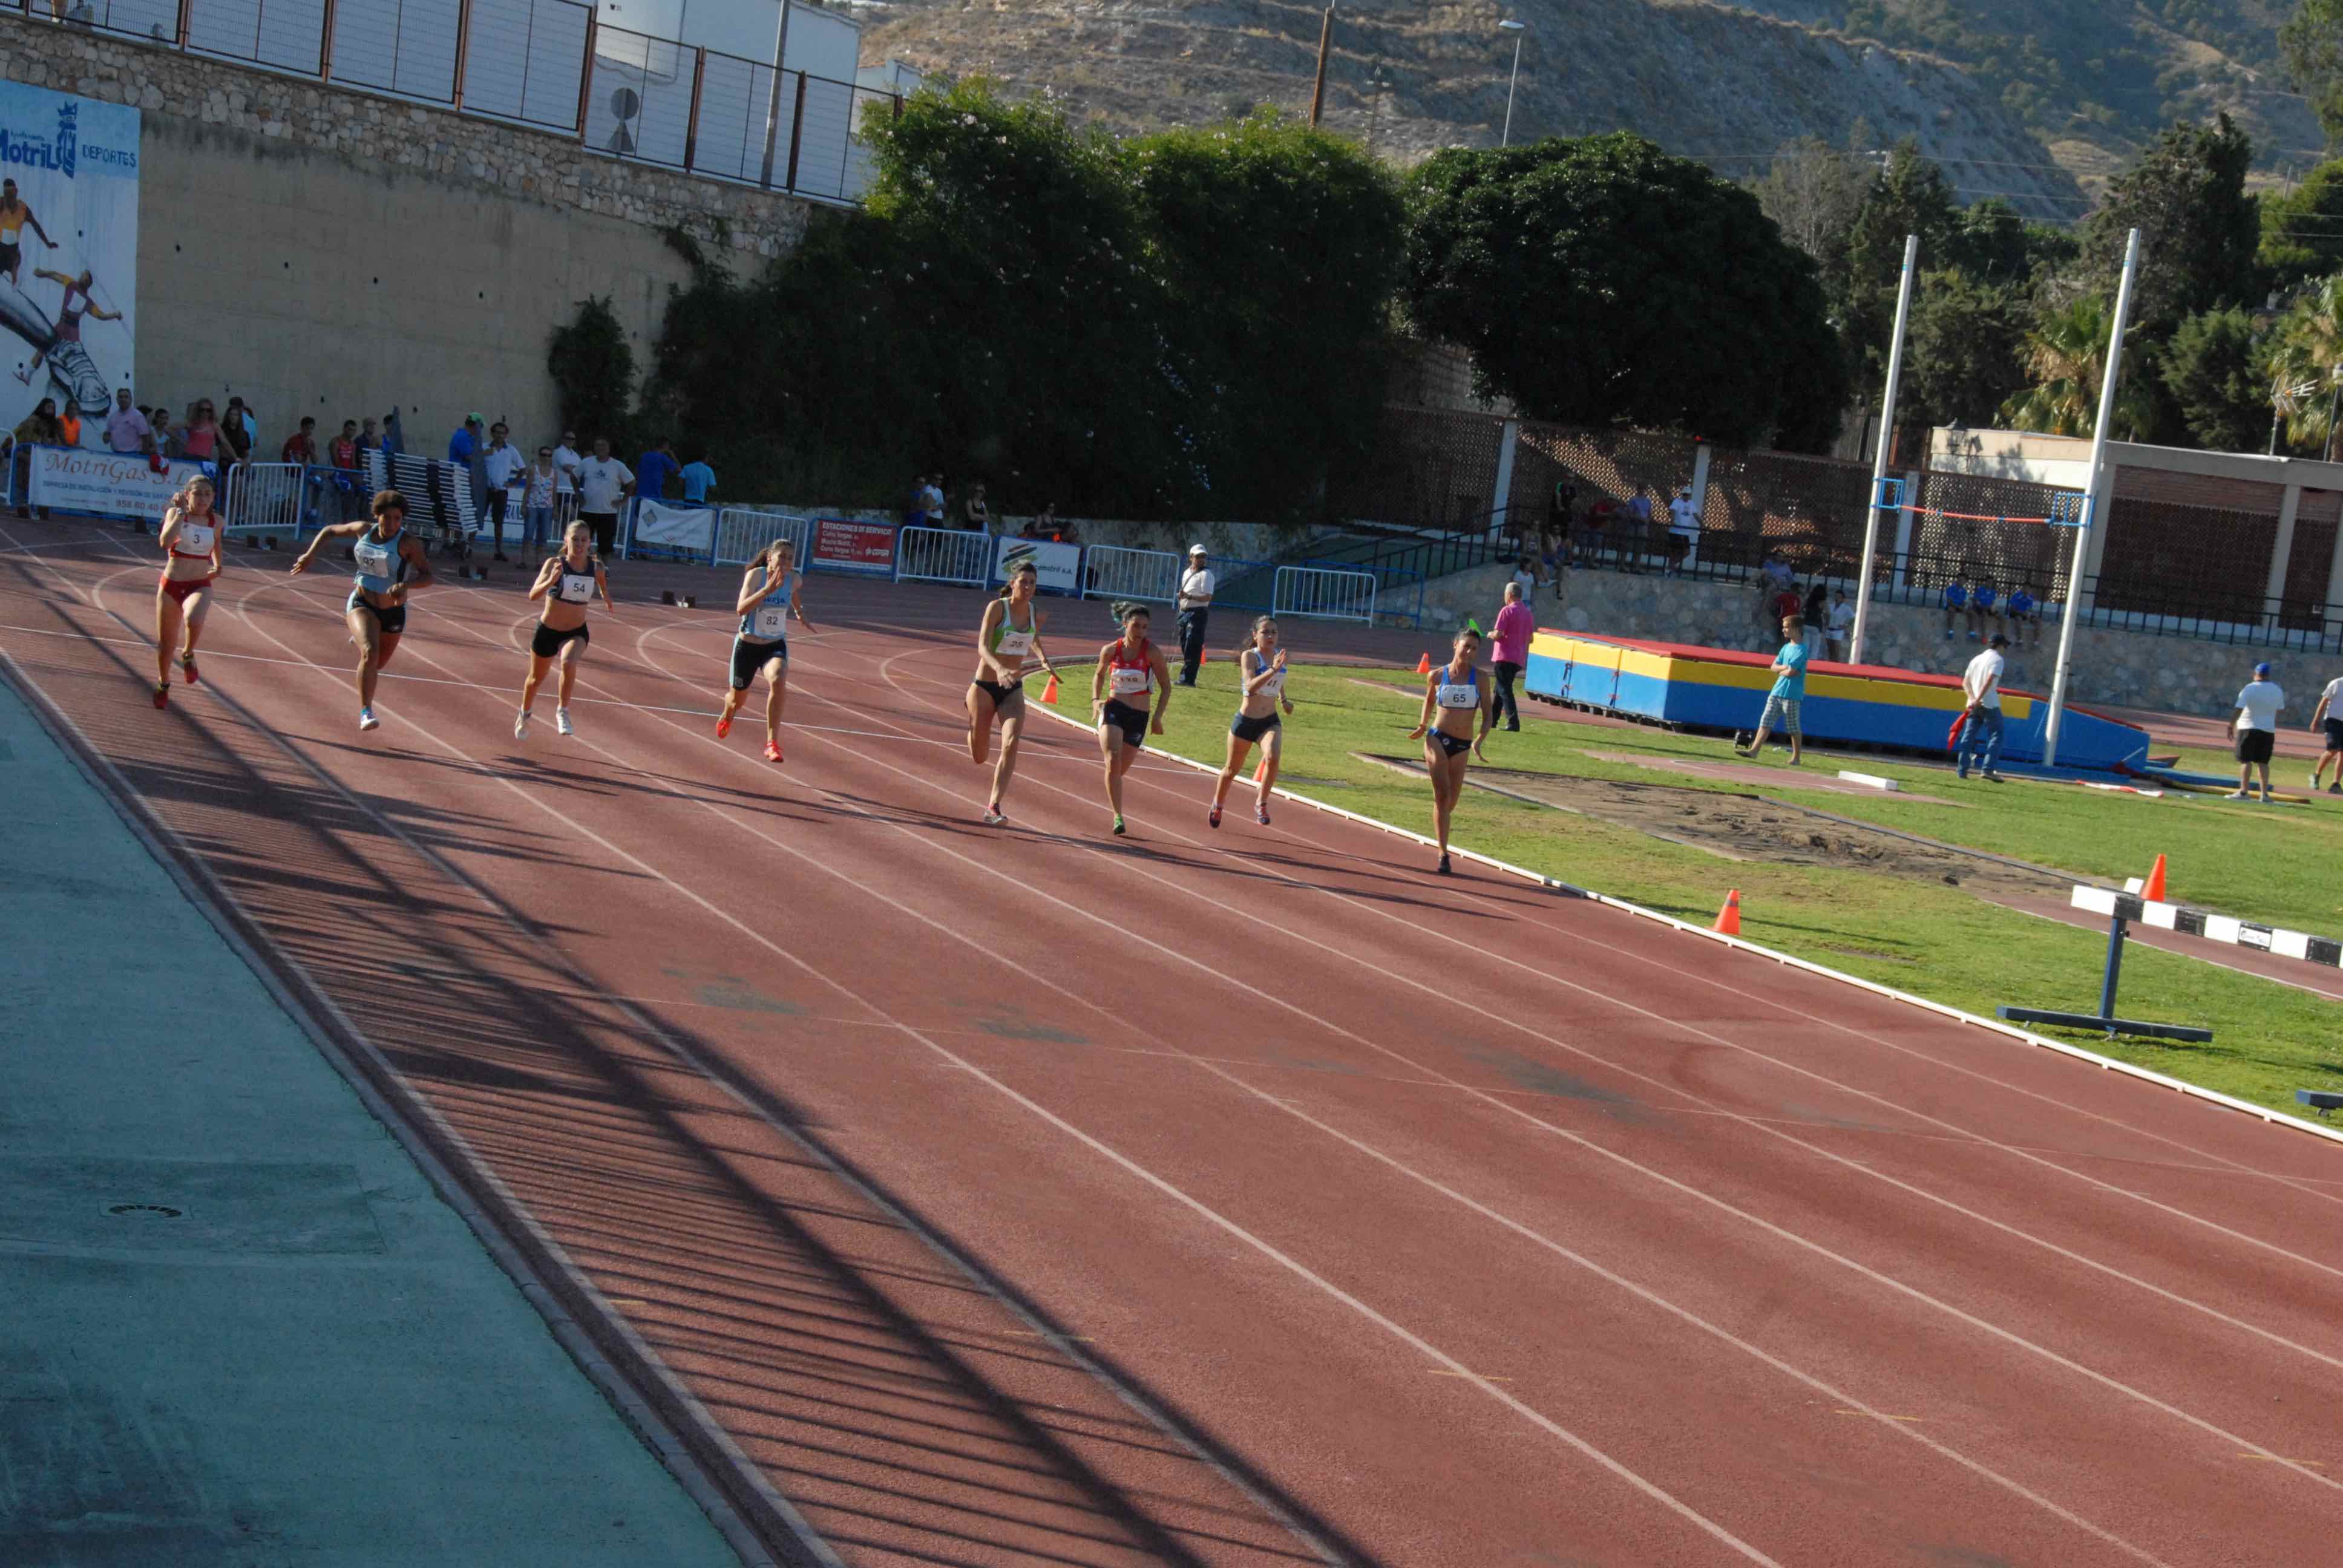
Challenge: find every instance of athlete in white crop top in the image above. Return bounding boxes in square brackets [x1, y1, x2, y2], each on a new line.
[151, 475, 226, 710]
[1089, 601, 1174, 835]
[291, 487, 433, 733]
[1407, 626, 1491, 875]
[514, 519, 614, 740]
[1210, 615, 1295, 829]
[715, 537, 812, 763]
[968, 559, 1060, 826]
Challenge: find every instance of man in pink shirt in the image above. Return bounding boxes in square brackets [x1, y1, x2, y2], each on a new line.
[1490, 581, 1535, 733]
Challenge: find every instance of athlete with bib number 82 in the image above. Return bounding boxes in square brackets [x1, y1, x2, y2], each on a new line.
[716, 537, 810, 764]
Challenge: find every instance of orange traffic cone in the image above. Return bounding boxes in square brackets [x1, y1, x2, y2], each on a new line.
[1253, 754, 1270, 783]
[1416, 652, 1434, 675]
[1041, 673, 1060, 705]
[1712, 890, 1742, 936]
[2142, 853, 2166, 903]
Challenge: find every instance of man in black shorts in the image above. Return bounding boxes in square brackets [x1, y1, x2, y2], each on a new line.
[2310, 670, 2343, 795]
[2227, 660, 2284, 803]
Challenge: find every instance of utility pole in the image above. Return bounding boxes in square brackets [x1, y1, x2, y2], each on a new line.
[1848, 232, 1918, 667]
[1308, 4, 1333, 128]
[1499, 19, 1526, 146]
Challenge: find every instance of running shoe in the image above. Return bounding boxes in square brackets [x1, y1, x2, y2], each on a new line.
[2224, 789, 2250, 799]
[1257, 805, 1271, 825]
[764, 739, 783, 763]
[1437, 852, 1453, 875]
[152, 681, 168, 710]
[358, 707, 379, 731]
[179, 653, 200, 686]
[983, 805, 1008, 826]
[2329, 782, 2341, 796]
[715, 716, 732, 740]
[51, 341, 106, 417]
[556, 708, 574, 737]
[2314, 770, 2323, 791]
[1112, 815, 1126, 835]
[514, 711, 530, 740]
[1208, 805, 1222, 829]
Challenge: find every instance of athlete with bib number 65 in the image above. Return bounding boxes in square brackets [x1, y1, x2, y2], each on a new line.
[290, 489, 434, 733]
[716, 538, 810, 764]
[151, 475, 224, 710]
[514, 520, 614, 740]
[1406, 626, 1492, 876]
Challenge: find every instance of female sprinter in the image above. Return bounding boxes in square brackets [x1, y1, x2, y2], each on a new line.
[716, 537, 809, 763]
[290, 489, 432, 731]
[1406, 626, 1492, 875]
[968, 558, 1058, 826]
[1208, 616, 1293, 828]
[1090, 601, 1172, 835]
[150, 475, 224, 709]
[514, 519, 614, 739]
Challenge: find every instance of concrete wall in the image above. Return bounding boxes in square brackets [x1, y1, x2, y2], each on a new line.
[0, 15, 814, 456]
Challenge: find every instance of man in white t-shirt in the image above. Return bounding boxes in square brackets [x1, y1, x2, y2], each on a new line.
[2310, 671, 2343, 795]
[2228, 661, 2284, 802]
[1956, 633, 2008, 782]
[551, 432, 583, 497]
[1827, 589, 1854, 660]
[573, 437, 634, 560]
[1175, 544, 1215, 687]
[1665, 487, 1700, 575]
[481, 421, 526, 561]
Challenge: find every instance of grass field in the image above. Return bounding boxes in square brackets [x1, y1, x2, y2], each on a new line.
[1085, 655, 2343, 1121]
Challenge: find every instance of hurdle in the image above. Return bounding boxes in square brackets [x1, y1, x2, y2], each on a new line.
[1996, 884, 2214, 1044]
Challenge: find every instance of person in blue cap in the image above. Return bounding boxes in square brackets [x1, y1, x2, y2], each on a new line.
[2228, 661, 2285, 803]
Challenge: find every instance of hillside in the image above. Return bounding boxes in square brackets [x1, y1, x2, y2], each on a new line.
[850, 0, 2322, 219]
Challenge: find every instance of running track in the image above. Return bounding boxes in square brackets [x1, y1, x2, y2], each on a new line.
[6, 519, 2342, 1568]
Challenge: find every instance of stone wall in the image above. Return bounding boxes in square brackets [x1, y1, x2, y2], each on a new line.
[0, 15, 814, 454]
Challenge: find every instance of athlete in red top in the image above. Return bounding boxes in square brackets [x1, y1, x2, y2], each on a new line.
[1089, 601, 1173, 835]
[152, 475, 224, 708]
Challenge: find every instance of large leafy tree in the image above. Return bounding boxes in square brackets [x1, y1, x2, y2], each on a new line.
[2268, 275, 2343, 457]
[1999, 295, 2156, 439]
[1403, 132, 1848, 449]
[1840, 143, 1962, 391]
[1750, 135, 1871, 300]
[1898, 270, 2027, 431]
[2160, 307, 2272, 452]
[2282, 0, 2343, 148]
[2079, 113, 2261, 335]
[2259, 159, 2343, 293]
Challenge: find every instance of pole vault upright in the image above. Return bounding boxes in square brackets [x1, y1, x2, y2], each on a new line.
[1849, 233, 1918, 667]
[2043, 226, 2140, 771]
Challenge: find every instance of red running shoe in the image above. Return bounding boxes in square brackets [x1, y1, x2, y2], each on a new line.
[715, 716, 732, 740]
[764, 739, 783, 763]
[180, 653, 200, 686]
[152, 682, 169, 710]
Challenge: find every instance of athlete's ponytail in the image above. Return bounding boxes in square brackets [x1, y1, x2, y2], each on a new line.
[1111, 600, 1150, 627]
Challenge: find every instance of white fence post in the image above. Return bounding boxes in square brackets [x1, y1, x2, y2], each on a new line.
[1081, 544, 1184, 604]
[713, 508, 808, 567]
[1489, 418, 1520, 543]
[1273, 564, 1378, 623]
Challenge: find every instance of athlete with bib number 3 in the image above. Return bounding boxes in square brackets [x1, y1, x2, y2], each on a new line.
[151, 475, 224, 710]
[1407, 626, 1492, 875]
[716, 538, 809, 763]
[1091, 601, 1173, 836]
[968, 559, 1058, 826]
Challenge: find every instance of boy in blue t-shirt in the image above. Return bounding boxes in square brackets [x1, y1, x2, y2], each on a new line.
[1971, 581, 1999, 641]
[2006, 584, 2038, 647]
[1734, 613, 1808, 766]
[1941, 580, 1969, 639]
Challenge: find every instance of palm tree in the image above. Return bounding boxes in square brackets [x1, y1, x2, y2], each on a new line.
[2269, 274, 2343, 459]
[1998, 295, 2153, 439]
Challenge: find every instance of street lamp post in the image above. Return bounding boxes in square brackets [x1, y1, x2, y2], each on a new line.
[1499, 19, 1526, 146]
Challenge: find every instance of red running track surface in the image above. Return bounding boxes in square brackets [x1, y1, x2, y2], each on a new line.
[7, 520, 2343, 1567]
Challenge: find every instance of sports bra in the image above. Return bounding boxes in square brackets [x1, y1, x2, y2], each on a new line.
[551, 554, 597, 606]
[168, 514, 217, 560]
[990, 604, 1036, 658]
[351, 526, 410, 595]
[740, 566, 798, 641]
[1244, 650, 1284, 699]
[0, 210, 21, 243]
[1106, 637, 1154, 699]
[1434, 665, 1481, 710]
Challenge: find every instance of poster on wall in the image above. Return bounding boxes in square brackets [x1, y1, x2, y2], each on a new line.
[992, 535, 1082, 595]
[25, 445, 208, 521]
[808, 516, 896, 575]
[0, 83, 139, 436]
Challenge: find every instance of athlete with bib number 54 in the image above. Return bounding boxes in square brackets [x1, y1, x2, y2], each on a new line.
[290, 489, 434, 733]
[514, 520, 613, 740]
[1091, 601, 1173, 836]
[716, 538, 810, 764]
[1407, 626, 1492, 876]
[151, 475, 225, 710]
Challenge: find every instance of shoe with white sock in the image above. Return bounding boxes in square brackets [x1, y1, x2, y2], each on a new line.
[556, 708, 574, 737]
[514, 711, 530, 740]
[358, 707, 378, 731]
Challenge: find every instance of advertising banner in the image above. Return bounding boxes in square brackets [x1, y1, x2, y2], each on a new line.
[25, 445, 210, 521]
[0, 83, 139, 433]
[992, 535, 1083, 595]
[630, 498, 717, 556]
[809, 515, 896, 576]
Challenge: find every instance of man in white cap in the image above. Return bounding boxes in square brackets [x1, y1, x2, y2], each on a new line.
[1176, 543, 1215, 686]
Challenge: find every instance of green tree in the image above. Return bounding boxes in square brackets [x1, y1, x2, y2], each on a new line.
[1999, 295, 2156, 438]
[1841, 143, 1962, 390]
[2281, 0, 2343, 148]
[546, 296, 636, 446]
[2268, 274, 2343, 457]
[2259, 159, 2343, 292]
[1899, 269, 2026, 431]
[1403, 132, 1848, 449]
[2080, 113, 2261, 335]
[2160, 307, 2271, 451]
[1750, 136, 1870, 299]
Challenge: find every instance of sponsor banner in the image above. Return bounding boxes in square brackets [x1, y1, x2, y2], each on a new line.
[25, 444, 210, 519]
[0, 83, 140, 434]
[810, 515, 896, 575]
[630, 498, 716, 556]
[993, 534, 1083, 595]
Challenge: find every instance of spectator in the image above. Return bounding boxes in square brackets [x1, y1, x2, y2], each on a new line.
[635, 436, 678, 505]
[1509, 555, 1538, 601]
[327, 419, 359, 472]
[1800, 584, 1826, 662]
[2005, 583, 2038, 647]
[447, 413, 481, 468]
[1550, 478, 1577, 543]
[1017, 514, 1041, 539]
[149, 405, 179, 459]
[1827, 588, 1853, 662]
[223, 396, 257, 456]
[11, 394, 61, 517]
[521, 443, 560, 564]
[455, 414, 490, 524]
[1973, 581, 2002, 639]
[327, 419, 363, 524]
[281, 415, 318, 466]
[179, 399, 221, 463]
[357, 416, 381, 457]
[1755, 551, 1793, 628]
[680, 451, 716, 505]
[962, 480, 992, 534]
[922, 473, 945, 524]
[1665, 485, 1700, 575]
[2310, 669, 2343, 795]
[2228, 661, 2284, 803]
[574, 437, 632, 559]
[1491, 581, 1534, 733]
[1956, 632, 2009, 782]
[1175, 544, 1214, 687]
[482, 420, 524, 562]
[56, 400, 80, 448]
[551, 430, 583, 520]
[1941, 578, 1970, 639]
[907, 472, 932, 528]
[103, 387, 148, 454]
[1052, 511, 1079, 545]
[1581, 496, 1616, 569]
[1735, 614, 1807, 766]
[381, 408, 404, 459]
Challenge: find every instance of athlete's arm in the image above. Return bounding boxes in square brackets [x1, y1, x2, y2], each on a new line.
[157, 506, 182, 555]
[1277, 650, 1294, 714]
[1149, 649, 1172, 733]
[787, 575, 811, 631]
[395, 536, 436, 595]
[1406, 675, 1435, 740]
[1474, 681, 1492, 762]
[732, 567, 768, 618]
[2313, 692, 2332, 728]
[288, 518, 368, 573]
[1090, 645, 1112, 712]
[525, 557, 559, 603]
[595, 563, 618, 619]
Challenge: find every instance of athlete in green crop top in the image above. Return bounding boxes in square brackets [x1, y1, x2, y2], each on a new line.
[968, 559, 1058, 826]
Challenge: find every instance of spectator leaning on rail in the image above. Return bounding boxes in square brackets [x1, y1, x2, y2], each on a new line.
[1827, 588, 1853, 661]
[2228, 661, 2284, 803]
[327, 419, 364, 523]
[1665, 485, 1700, 575]
[679, 451, 716, 505]
[1175, 544, 1214, 687]
[520, 443, 560, 564]
[482, 420, 525, 562]
[11, 395, 61, 518]
[1491, 581, 1535, 734]
[1956, 633, 2009, 783]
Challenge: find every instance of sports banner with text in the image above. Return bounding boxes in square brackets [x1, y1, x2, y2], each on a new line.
[993, 535, 1083, 595]
[0, 83, 139, 434]
[26, 445, 210, 521]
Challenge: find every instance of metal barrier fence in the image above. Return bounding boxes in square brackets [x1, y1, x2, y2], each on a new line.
[713, 508, 807, 567]
[222, 461, 306, 535]
[1081, 544, 1184, 604]
[1273, 564, 1377, 623]
[894, 526, 992, 587]
[26, 2, 892, 204]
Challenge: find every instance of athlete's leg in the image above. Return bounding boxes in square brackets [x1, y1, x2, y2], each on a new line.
[1212, 730, 1247, 811]
[1099, 724, 1126, 817]
[374, 630, 401, 675]
[967, 681, 995, 764]
[762, 658, 788, 736]
[989, 711, 1026, 809]
[345, 606, 381, 707]
[555, 642, 581, 708]
[520, 651, 552, 714]
[179, 586, 211, 661]
[152, 587, 182, 688]
[1254, 725, 1282, 813]
[1425, 740, 1456, 852]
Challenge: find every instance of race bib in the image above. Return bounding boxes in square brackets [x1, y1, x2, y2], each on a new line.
[996, 626, 1034, 656]
[557, 572, 594, 604]
[1252, 661, 1284, 697]
[175, 520, 215, 554]
[1110, 665, 1151, 697]
[753, 604, 789, 639]
[353, 538, 392, 577]
[1436, 682, 1478, 710]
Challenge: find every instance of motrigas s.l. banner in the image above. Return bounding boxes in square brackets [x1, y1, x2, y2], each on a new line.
[0, 82, 137, 432]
